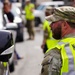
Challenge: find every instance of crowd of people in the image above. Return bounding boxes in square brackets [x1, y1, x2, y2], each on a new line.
[2, 0, 35, 73]
[2, 0, 75, 75]
[24, 0, 75, 75]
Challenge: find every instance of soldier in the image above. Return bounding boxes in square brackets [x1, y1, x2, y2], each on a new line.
[41, 7, 58, 53]
[24, 0, 35, 40]
[41, 6, 75, 75]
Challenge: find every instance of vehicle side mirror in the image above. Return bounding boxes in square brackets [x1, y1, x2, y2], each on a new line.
[0, 30, 14, 62]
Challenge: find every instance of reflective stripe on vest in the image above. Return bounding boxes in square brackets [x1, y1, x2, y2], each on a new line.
[58, 41, 75, 75]
[62, 43, 75, 75]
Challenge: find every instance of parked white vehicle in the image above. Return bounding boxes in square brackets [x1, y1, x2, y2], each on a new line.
[34, 1, 64, 26]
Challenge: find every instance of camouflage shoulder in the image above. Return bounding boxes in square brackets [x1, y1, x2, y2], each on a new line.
[42, 48, 61, 66]
[45, 47, 61, 57]
[41, 48, 62, 75]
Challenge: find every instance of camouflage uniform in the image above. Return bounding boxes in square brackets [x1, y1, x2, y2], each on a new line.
[26, 20, 35, 39]
[25, 1, 35, 39]
[41, 48, 62, 75]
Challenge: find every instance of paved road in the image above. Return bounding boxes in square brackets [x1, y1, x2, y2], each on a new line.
[10, 27, 44, 75]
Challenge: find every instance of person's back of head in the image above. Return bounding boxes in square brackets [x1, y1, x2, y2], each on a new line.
[25, 0, 31, 5]
[45, 6, 54, 16]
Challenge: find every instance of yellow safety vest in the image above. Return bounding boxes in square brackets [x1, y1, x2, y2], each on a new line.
[43, 20, 52, 39]
[43, 20, 59, 52]
[3, 62, 7, 67]
[50, 37, 75, 75]
[46, 38, 59, 53]
[25, 3, 35, 20]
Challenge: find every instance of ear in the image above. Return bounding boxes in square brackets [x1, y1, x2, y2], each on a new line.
[62, 21, 68, 30]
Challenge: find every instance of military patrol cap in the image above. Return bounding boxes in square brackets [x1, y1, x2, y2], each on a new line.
[46, 6, 75, 23]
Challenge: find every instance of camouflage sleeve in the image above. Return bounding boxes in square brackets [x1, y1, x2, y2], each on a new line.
[41, 48, 62, 75]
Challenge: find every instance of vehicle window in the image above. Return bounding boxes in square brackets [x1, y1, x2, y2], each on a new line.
[36, 5, 45, 10]
[11, 5, 20, 16]
[49, 5, 55, 7]
[58, 5, 64, 7]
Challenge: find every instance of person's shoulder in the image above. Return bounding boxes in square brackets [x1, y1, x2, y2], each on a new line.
[45, 48, 61, 57]
[41, 48, 61, 75]
[42, 48, 61, 66]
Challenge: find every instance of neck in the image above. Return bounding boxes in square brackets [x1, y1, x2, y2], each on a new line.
[62, 29, 75, 38]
